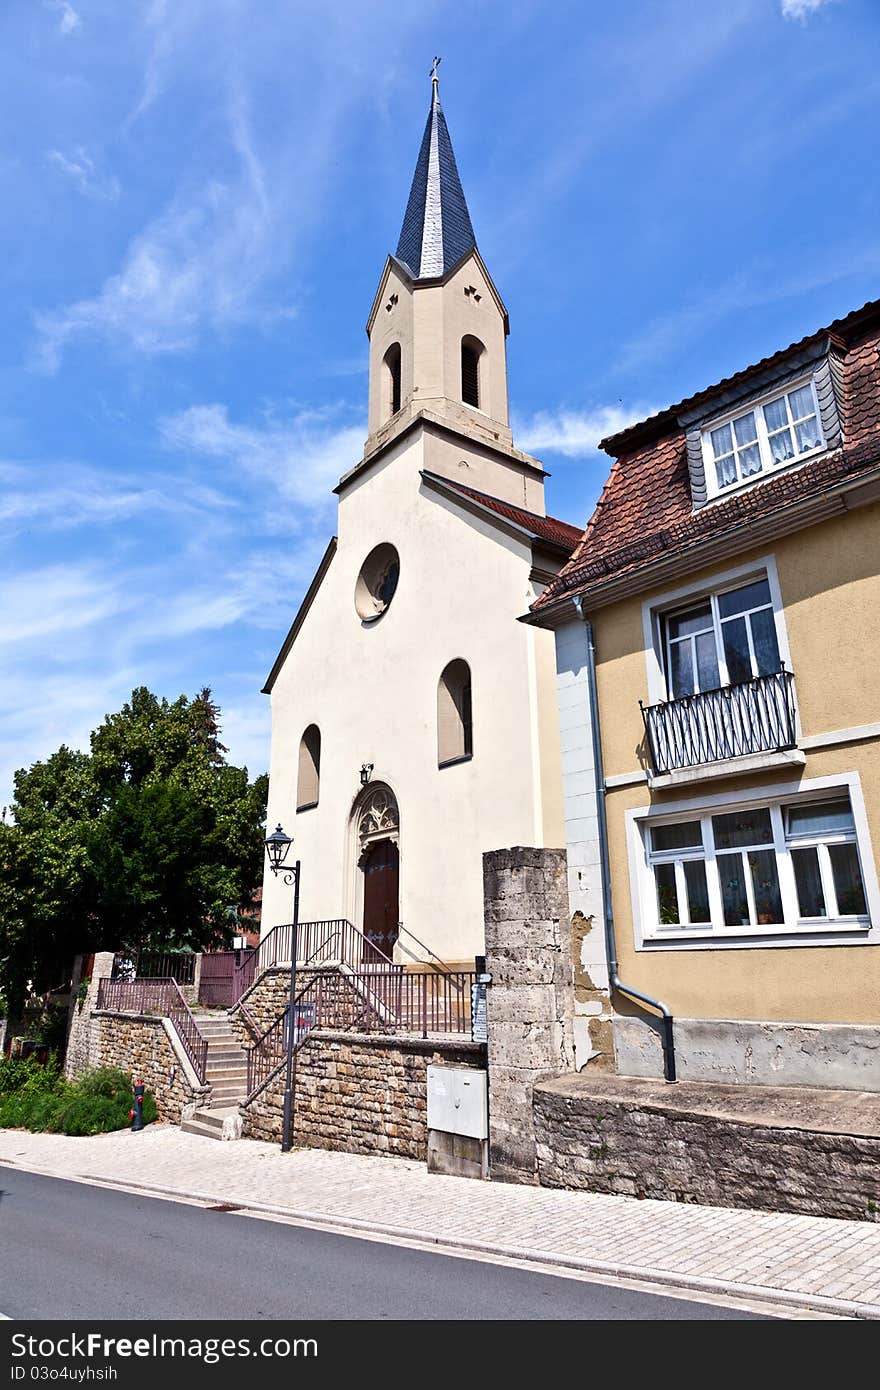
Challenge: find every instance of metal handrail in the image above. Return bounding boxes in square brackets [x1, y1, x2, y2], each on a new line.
[233, 917, 400, 1006]
[244, 965, 478, 1097]
[641, 667, 797, 776]
[96, 976, 208, 1084]
[395, 923, 465, 991]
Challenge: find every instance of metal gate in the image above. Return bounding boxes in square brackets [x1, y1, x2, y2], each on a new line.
[198, 951, 241, 1008]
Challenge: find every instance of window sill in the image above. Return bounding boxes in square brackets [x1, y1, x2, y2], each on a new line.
[649, 747, 805, 791]
[296, 801, 318, 814]
[438, 754, 473, 771]
[640, 917, 872, 950]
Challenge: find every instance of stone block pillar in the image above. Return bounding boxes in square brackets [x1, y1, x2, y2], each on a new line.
[64, 950, 115, 1078]
[483, 847, 575, 1184]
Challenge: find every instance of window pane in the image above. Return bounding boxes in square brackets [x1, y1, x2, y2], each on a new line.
[652, 821, 704, 853]
[710, 423, 733, 458]
[795, 417, 822, 452]
[828, 843, 868, 915]
[787, 384, 814, 420]
[715, 453, 737, 489]
[720, 615, 753, 684]
[738, 443, 762, 477]
[655, 863, 680, 924]
[718, 579, 772, 618]
[733, 412, 758, 446]
[718, 854, 750, 925]
[670, 641, 695, 698]
[792, 847, 826, 917]
[749, 606, 781, 676]
[769, 427, 795, 463]
[749, 849, 782, 923]
[668, 603, 713, 640]
[684, 859, 711, 923]
[763, 396, 788, 432]
[696, 630, 720, 691]
[786, 799, 855, 837]
[713, 808, 773, 849]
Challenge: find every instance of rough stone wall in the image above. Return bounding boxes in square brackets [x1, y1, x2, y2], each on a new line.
[64, 952, 115, 1079]
[534, 1074, 880, 1222]
[483, 847, 575, 1184]
[241, 1031, 484, 1159]
[93, 1012, 209, 1124]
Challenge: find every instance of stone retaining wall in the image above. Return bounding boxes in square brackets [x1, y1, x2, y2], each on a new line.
[92, 1011, 209, 1124]
[242, 1030, 484, 1160]
[534, 1072, 880, 1222]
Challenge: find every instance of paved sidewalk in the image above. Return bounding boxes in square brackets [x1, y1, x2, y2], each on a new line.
[2, 1125, 879, 1318]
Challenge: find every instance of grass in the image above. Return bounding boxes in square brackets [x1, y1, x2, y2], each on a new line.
[0, 1057, 157, 1136]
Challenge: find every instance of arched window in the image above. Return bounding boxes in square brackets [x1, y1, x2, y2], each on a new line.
[297, 725, 321, 810]
[437, 660, 473, 767]
[461, 336, 483, 409]
[383, 342, 402, 419]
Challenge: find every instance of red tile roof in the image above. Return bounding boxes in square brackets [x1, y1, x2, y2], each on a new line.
[424, 472, 581, 551]
[533, 300, 880, 614]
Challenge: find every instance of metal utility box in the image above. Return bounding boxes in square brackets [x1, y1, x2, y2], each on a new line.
[427, 1065, 488, 1140]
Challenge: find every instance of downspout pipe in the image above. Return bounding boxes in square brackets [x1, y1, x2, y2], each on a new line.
[573, 595, 677, 1083]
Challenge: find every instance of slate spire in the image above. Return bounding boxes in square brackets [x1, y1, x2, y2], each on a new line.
[395, 62, 477, 280]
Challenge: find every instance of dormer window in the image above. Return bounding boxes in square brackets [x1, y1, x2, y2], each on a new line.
[702, 378, 824, 498]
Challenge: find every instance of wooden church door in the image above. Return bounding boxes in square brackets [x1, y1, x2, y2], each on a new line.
[362, 839, 399, 962]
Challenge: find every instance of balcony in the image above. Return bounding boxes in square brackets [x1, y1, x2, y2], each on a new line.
[640, 667, 799, 782]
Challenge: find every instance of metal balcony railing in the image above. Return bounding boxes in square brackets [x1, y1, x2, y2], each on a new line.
[640, 667, 797, 777]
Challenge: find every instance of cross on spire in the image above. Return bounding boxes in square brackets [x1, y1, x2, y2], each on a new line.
[430, 55, 441, 95]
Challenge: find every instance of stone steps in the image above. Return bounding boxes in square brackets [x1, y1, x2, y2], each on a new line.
[181, 1105, 243, 1141]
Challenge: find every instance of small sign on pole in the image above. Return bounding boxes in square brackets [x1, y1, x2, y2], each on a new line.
[471, 977, 489, 1044]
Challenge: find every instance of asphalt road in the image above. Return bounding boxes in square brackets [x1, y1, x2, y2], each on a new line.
[0, 1166, 761, 1321]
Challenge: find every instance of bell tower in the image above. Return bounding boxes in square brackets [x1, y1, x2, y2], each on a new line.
[365, 67, 514, 459]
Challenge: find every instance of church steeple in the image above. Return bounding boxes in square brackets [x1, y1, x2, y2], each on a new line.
[395, 60, 477, 280]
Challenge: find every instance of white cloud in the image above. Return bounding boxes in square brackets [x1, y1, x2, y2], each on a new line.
[781, 0, 834, 19]
[46, 1, 81, 35]
[0, 460, 234, 536]
[36, 167, 282, 367]
[48, 147, 119, 200]
[160, 404, 364, 513]
[515, 404, 657, 458]
[0, 563, 132, 647]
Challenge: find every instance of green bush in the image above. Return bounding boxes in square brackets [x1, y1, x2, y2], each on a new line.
[0, 1061, 157, 1135]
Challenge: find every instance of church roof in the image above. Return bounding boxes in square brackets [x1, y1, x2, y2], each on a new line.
[421, 472, 581, 552]
[395, 78, 477, 279]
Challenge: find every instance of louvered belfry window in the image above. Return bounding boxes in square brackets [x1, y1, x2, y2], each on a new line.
[461, 340, 480, 408]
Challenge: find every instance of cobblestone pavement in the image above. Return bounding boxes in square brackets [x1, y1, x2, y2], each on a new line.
[2, 1125, 879, 1318]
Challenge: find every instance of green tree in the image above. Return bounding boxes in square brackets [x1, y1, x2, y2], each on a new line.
[0, 688, 268, 1021]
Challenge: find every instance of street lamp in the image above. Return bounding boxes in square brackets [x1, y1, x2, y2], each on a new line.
[264, 823, 300, 1154]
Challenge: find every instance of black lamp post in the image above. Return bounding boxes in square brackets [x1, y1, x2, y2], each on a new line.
[264, 823, 300, 1154]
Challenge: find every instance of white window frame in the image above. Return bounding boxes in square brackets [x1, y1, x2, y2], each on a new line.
[700, 376, 825, 501]
[627, 773, 880, 951]
[641, 555, 793, 708]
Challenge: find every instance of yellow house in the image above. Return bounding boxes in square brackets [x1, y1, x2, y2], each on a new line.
[530, 299, 880, 1089]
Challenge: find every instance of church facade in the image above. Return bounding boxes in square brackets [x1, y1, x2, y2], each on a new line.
[260, 79, 577, 966]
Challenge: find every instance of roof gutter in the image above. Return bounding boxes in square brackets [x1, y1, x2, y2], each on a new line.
[573, 594, 676, 1083]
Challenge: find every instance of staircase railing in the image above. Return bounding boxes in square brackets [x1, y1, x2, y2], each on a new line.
[96, 976, 208, 1084]
[245, 965, 477, 1099]
[233, 917, 399, 1005]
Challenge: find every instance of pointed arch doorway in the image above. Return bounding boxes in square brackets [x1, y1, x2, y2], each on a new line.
[355, 785, 400, 963]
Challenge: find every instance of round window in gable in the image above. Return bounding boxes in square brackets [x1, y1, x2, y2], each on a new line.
[355, 543, 400, 623]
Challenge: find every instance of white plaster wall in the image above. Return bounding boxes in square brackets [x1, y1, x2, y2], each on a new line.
[555, 617, 612, 1066]
[262, 429, 562, 962]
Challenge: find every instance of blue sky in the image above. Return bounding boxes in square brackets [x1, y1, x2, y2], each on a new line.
[1, 0, 878, 804]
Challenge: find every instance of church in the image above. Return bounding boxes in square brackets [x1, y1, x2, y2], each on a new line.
[260, 74, 579, 967]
